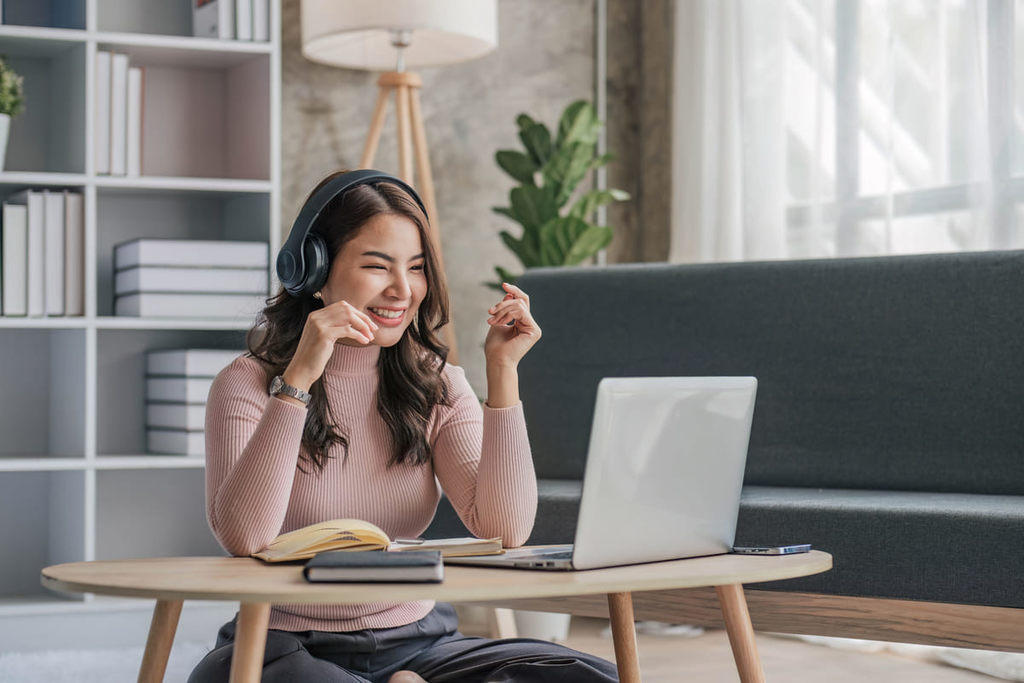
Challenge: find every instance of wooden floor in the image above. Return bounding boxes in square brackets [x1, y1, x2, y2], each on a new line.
[558, 618, 995, 682]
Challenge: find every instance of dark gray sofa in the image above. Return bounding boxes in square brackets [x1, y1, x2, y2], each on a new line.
[428, 250, 1024, 649]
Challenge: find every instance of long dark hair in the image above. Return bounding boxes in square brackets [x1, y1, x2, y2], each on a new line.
[248, 171, 451, 471]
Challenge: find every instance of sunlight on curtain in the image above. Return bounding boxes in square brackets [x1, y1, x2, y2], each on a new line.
[670, 0, 1024, 262]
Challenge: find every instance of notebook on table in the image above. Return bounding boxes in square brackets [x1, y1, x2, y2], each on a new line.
[446, 376, 757, 571]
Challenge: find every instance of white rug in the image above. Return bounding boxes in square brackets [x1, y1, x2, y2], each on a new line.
[785, 634, 1024, 681]
[0, 641, 211, 683]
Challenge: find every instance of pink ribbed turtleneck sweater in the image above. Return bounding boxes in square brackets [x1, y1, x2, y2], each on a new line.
[204, 343, 537, 632]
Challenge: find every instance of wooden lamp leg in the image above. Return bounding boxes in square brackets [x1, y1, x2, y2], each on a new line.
[229, 602, 271, 683]
[607, 592, 642, 683]
[716, 584, 766, 683]
[137, 599, 183, 683]
[361, 84, 391, 168]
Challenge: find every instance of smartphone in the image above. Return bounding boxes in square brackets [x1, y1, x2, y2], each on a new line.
[731, 544, 811, 555]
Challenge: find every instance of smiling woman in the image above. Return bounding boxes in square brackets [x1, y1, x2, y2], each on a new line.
[189, 169, 617, 683]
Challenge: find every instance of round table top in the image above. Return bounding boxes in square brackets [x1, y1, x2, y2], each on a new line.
[41, 551, 831, 604]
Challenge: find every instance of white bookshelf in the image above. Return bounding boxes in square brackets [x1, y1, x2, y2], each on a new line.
[0, 0, 281, 650]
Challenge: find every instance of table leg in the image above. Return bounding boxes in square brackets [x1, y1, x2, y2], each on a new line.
[607, 592, 642, 683]
[229, 602, 271, 683]
[137, 599, 183, 683]
[715, 584, 766, 683]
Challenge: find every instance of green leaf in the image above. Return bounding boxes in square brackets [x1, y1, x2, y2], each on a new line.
[495, 150, 537, 185]
[538, 216, 591, 266]
[541, 141, 595, 206]
[491, 206, 516, 221]
[509, 185, 559, 245]
[568, 188, 631, 220]
[516, 113, 537, 132]
[556, 100, 599, 147]
[518, 122, 553, 167]
[500, 230, 541, 267]
[564, 224, 613, 265]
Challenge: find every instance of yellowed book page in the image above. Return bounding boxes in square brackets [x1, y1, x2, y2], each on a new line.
[253, 518, 390, 562]
[389, 537, 504, 557]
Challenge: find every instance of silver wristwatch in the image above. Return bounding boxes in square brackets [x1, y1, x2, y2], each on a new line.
[269, 375, 312, 406]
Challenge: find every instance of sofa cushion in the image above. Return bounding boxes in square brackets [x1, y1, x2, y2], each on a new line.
[517, 252, 1024, 495]
[425, 479, 582, 545]
[736, 486, 1024, 608]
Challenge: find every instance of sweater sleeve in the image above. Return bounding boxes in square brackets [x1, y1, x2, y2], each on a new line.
[430, 366, 537, 547]
[204, 357, 309, 556]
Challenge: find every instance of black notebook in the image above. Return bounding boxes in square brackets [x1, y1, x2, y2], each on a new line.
[303, 550, 443, 583]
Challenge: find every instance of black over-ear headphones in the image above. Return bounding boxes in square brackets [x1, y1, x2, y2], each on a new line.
[276, 169, 428, 297]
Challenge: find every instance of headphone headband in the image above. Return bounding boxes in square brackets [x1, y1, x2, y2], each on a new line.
[276, 169, 428, 297]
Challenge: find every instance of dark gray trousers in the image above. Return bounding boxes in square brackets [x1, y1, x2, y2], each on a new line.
[187, 603, 619, 682]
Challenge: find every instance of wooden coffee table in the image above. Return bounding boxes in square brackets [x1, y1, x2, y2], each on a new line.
[42, 550, 831, 683]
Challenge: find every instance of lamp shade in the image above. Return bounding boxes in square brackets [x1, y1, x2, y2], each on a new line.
[301, 0, 498, 70]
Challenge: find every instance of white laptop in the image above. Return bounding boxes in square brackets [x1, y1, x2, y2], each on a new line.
[447, 376, 758, 571]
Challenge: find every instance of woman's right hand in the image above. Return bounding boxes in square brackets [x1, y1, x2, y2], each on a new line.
[282, 300, 379, 391]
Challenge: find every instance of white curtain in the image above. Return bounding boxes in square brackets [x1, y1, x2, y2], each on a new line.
[670, 0, 1019, 263]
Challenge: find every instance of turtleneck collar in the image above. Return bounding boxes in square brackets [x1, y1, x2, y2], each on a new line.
[324, 343, 381, 376]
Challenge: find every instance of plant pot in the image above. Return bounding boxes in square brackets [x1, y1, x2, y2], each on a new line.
[513, 610, 572, 642]
[0, 113, 9, 171]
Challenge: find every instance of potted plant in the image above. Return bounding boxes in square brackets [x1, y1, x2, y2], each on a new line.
[489, 100, 629, 289]
[0, 56, 24, 171]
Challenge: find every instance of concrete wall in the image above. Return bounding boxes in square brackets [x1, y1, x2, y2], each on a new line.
[281, 0, 672, 392]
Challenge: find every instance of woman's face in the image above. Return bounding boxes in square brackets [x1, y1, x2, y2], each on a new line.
[320, 213, 428, 347]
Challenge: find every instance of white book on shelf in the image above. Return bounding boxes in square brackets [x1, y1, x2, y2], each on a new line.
[146, 377, 215, 404]
[114, 292, 264, 318]
[94, 50, 111, 175]
[2, 203, 28, 316]
[110, 53, 129, 177]
[114, 239, 268, 269]
[193, 0, 235, 40]
[146, 403, 206, 431]
[252, 0, 268, 41]
[114, 265, 268, 296]
[42, 190, 65, 316]
[63, 191, 84, 317]
[9, 191, 45, 317]
[147, 428, 205, 456]
[236, 0, 252, 41]
[146, 348, 242, 377]
[126, 66, 144, 177]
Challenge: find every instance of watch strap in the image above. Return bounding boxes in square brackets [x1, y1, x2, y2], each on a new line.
[270, 375, 312, 406]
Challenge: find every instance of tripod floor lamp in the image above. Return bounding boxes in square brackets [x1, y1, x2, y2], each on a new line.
[301, 0, 500, 366]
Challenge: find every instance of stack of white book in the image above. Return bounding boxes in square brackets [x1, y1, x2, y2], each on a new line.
[113, 238, 268, 318]
[94, 50, 144, 176]
[1, 190, 85, 317]
[146, 348, 243, 455]
[193, 0, 270, 41]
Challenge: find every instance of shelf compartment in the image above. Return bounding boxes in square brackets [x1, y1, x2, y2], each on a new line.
[95, 190, 270, 317]
[0, 329, 86, 458]
[0, 38, 85, 173]
[95, 468, 223, 560]
[2, 0, 86, 31]
[95, 43, 270, 180]
[95, 329, 245, 455]
[0, 470, 86, 600]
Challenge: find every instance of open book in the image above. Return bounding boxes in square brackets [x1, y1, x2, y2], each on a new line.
[252, 518, 504, 563]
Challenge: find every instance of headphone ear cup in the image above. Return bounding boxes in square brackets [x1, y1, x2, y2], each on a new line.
[302, 233, 330, 297]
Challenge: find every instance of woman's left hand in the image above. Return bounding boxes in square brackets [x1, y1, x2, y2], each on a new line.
[484, 282, 542, 367]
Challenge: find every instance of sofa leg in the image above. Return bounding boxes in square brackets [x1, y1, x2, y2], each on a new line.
[716, 584, 765, 683]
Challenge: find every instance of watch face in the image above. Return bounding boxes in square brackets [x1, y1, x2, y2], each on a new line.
[269, 375, 283, 394]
